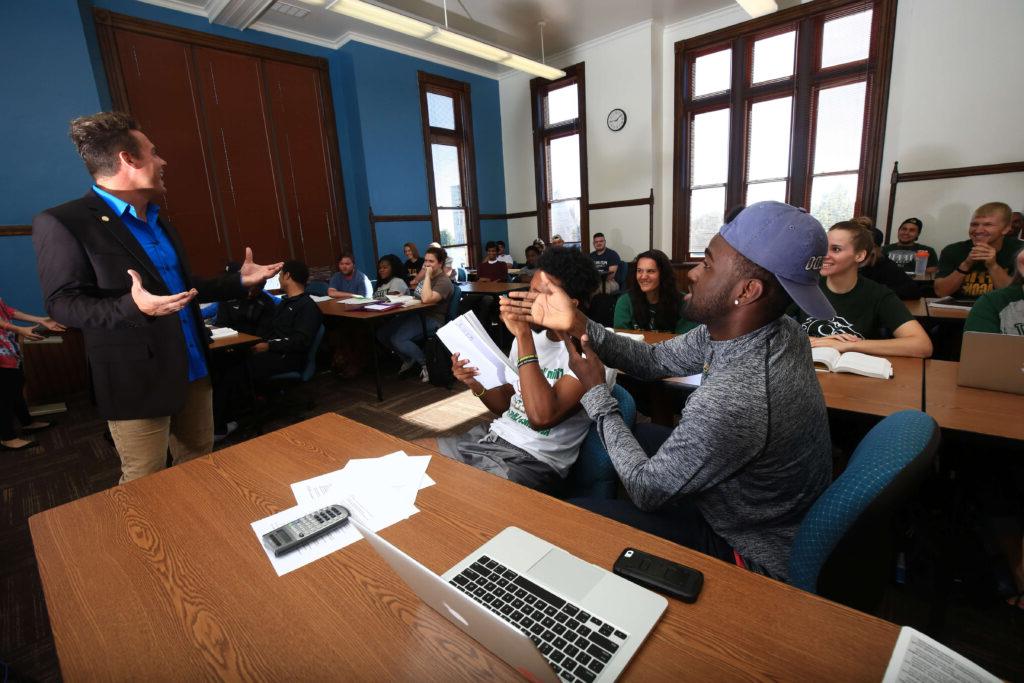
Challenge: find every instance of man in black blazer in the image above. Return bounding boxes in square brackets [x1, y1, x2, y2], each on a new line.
[33, 111, 282, 483]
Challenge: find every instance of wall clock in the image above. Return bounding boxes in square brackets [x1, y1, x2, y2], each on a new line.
[606, 108, 627, 132]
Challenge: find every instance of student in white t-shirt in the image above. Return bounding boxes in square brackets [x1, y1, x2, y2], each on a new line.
[416, 247, 612, 492]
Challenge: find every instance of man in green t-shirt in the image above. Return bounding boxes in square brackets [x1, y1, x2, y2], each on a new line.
[882, 217, 938, 273]
[964, 249, 1024, 335]
[935, 202, 1022, 298]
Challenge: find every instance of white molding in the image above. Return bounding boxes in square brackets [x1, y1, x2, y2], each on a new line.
[335, 31, 501, 79]
[249, 20, 346, 49]
[663, 4, 748, 41]
[134, 0, 210, 18]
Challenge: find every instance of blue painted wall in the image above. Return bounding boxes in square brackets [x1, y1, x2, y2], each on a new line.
[0, 0, 505, 311]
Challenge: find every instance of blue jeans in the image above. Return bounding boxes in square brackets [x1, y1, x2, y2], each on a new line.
[376, 313, 439, 365]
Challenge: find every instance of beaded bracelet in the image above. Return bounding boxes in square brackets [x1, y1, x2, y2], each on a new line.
[517, 357, 539, 369]
[517, 354, 538, 366]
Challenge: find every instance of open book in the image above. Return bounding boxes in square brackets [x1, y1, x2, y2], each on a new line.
[812, 347, 892, 379]
[436, 311, 518, 390]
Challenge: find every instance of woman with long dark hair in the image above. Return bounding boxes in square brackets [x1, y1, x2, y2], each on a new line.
[613, 249, 696, 333]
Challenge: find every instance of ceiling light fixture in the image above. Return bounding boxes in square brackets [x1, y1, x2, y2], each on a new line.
[735, 0, 778, 18]
[328, 0, 565, 80]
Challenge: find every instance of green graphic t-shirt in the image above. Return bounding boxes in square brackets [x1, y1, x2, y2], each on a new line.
[612, 294, 698, 334]
[882, 242, 938, 272]
[964, 284, 1024, 335]
[793, 276, 914, 339]
[937, 237, 1023, 298]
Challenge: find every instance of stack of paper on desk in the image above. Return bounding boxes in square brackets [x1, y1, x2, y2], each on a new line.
[210, 326, 239, 339]
[251, 451, 433, 576]
[436, 310, 518, 389]
[310, 294, 332, 303]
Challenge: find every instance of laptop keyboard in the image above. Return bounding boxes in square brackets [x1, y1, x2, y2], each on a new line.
[450, 555, 629, 682]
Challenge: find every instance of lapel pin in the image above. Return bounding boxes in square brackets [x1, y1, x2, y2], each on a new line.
[100, 215, 110, 222]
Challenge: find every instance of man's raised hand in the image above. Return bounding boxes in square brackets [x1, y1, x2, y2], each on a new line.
[128, 269, 197, 317]
[239, 247, 284, 287]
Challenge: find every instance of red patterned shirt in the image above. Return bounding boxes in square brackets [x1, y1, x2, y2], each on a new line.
[0, 298, 21, 369]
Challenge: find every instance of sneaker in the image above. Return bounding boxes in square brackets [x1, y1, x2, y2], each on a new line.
[398, 358, 415, 375]
[419, 365, 430, 383]
[214, 421, 238, 442]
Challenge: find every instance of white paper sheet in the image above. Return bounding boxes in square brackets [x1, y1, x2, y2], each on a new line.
[436, 311, 518, 390]
[881, 626, 998, 683]
[310, 294, 332, 303]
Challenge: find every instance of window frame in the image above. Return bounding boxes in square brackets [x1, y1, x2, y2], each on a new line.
[418, 71, 480, 267]
[671, 0, 897, 261]
[530, 62, 589, 249]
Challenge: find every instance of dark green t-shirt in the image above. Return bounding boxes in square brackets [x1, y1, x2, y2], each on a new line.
[882, 242, 938, 272]
[964, 284, 1024, 335]
[793, 276, 914, 339]
[937, 237, 1023, 298]
[613, 293, 698, 334]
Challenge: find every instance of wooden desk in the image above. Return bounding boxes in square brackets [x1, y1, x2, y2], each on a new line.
[460, 281, 529, 295]
[925, 360, 1024, 440]
[903, 298, 970, 320]
[30, 414, 898, 681]
[209, 331, 262, 350]
[318, 300, 437, 401]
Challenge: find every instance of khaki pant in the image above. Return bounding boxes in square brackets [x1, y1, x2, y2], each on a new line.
[108, 377, 214, 484]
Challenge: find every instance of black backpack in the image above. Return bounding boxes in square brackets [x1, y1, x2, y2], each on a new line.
[424, 336, 454, 388]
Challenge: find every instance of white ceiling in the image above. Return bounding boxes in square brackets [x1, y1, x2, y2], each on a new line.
[138, 0, 736, 77]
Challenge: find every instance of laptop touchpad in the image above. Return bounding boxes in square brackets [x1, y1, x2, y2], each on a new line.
[527, 548, 603, 603]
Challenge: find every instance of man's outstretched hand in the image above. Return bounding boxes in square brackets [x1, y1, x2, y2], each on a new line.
[128, 269, 197, 317]
[501, 271, 583, 336]
[239, 247, 284, 287]
[562, 333, 606, 391]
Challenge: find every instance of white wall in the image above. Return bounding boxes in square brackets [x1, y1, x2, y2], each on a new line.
[499, 21, 658, 262]
[877, 0, 1024, 250]
[500, 0, 1024, 261]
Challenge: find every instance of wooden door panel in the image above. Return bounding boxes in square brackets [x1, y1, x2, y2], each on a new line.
[265, 61, 339, 268]
[194, 47, 291, 265]
[113, 29, 226, 277]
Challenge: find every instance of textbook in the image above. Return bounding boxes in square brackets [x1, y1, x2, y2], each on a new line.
[927, 296, 975, 310]
[436, 311, 518, 390]
[812, 347, 892, 379]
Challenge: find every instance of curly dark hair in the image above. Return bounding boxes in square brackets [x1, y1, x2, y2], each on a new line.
[69, 111, 141, 178]
[377, 254, 405, 284]
[537, 246, 600, 312]
[627, 250, 683, 331]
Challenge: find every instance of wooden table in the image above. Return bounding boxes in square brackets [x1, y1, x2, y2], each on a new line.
[924, 359, 1024, 440]
[629, 330, 924, 416]
[30, 413, 899, 681]
[209, 331, 262, 350]
[903, 298, 970, 320]
[318, 300, 437, 401]
[460, 281, 529, 295]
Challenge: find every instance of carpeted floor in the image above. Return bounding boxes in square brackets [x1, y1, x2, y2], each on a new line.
[1, 367, 1022, 681]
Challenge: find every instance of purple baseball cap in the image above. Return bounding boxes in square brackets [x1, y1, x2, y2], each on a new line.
[719, 201, 835, 319]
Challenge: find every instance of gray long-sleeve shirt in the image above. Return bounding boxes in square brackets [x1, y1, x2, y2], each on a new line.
[579, 316, 831, 580]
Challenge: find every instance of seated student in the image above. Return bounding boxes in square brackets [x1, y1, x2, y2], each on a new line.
[327, 252, 372, 299]
[550, 234, 566, 248]
[794, 221, 932, 358]
[403, 242, 424, 284]
[209, 262, 280, 337]
[1012, 211, 1023, 241]
[248, 260, 323, 382]
[964, 246, 1024, 334]
[935, 202, 1023, 298]
[476, 241, 509, 282]
[501, 201, 833, 579]
[415, 247, 610, 492]
[376, 246, 454, 382]
[373, 254, 410, 298]
[613, 249, 697, 334]
[859, 227, 920, 300]
[590, 232, 623, 293]
[518, 245, 541, 282]
[495, 240, 514, 265]
[882, 217, 938, 274]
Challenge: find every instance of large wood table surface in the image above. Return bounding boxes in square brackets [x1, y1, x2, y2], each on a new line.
[925, 359, 1024, 440]
[903, 298, 970, 320]
[629, 329, 924, 416]
[209, 330, 262, 350]
[317, 299, 436, 319]
[30, 414, 898, 681]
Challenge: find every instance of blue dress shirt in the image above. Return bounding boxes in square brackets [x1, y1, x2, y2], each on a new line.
[92, 185, 208, 382]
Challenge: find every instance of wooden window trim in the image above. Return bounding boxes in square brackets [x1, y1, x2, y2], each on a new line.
[530, 62, 589, 246]
[671, 0, 896, 261]
[418, 71, 480, 267]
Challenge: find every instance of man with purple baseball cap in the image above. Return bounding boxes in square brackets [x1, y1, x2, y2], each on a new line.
[500, 200, 832, 579]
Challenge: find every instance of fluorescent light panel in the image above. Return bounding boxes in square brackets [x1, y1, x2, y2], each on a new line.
[329, 0, 565, 79]
[735, 0, 778, 18]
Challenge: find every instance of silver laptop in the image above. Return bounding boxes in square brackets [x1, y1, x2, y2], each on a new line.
[352, 521, 666, 682]
[958, 332, 1024, 395]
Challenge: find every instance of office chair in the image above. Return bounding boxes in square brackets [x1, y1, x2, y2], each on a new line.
[305, 281, 328, 297]
[253, 325, 326, 434]
[562, 384, 636, 499]
[788, 409, 939, 613]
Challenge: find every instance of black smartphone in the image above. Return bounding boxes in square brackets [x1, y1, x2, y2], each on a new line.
[613, 548, 704, 603]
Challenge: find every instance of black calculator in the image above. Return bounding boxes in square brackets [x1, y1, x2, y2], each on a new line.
[261, 505, 350, 557]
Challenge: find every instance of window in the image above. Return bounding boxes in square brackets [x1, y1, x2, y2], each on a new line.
[531, 63, 588, 249]
[419, 72, 479, 268]
[672, 0, 896, 260]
